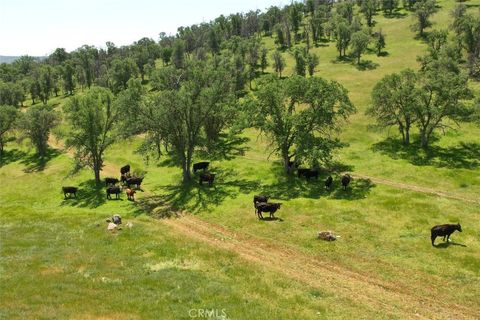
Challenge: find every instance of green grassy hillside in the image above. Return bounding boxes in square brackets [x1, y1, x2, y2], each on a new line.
[1, 0, 480, 319]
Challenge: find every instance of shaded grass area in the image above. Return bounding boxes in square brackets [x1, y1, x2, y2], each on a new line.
[373, 137, 480, 170]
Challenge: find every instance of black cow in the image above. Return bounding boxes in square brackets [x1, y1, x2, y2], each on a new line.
[106, 186, 122, 200]
[305, 169, 319, 180]
[325, 176, 333, 190]
[298, 168, 310, 178]
[256, 202, 281, 220]
[105, 177, 119, 186]
[298, 168, 318, 180]
[120, 165, 130, 175]
[62, 186, 78, 199]
[120, 173, 131, 184]
[126, 177, 144, 189]
[431, 224, 462, 246]
[193, 162, 210, 173]
[253, 195, 269, 206]
[341, 174, 352, 190]
[199, 173, 215, 186]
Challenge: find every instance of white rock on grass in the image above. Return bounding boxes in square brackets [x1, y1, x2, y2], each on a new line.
[107, 222, 117, 231]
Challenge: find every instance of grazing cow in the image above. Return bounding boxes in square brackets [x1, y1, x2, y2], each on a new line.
[105, 177, 119, 186]
[106, 186, 122, 200]
[126, 188, 136, 201]
[126, 177, 144, 189]
[341, 174, 352, 191]
[325, 176, 333, 190]
[431, 224, 462, 246]
[199, 173, 215, 186]
[193, 162, 210, 173]
[120, 164, 130, 175]
[256, 202, 281, 220]
[62, 186, 78, 199]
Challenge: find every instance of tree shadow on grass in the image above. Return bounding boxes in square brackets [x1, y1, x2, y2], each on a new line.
[0, 149, 28, 167]
[331, 56, 354, 64]
[329, 178, 375, 200]
[60, 179, 109, 209]
[373, 137, 480, 169]
[20, 148, 61, 173]
[466, 3, 480, 9]
[356, 60, 379, 71]
[157, 134, 249, 167]
[434, 241, 467, 249]
[134, 167, 261, 218]
[197, 134, 250, 161]
[259, 165, 375, 201]
[383, 10, 407, 19]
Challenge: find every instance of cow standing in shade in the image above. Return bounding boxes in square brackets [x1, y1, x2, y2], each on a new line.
[342, 174, 352, 190]
[126, 177, 144, 189]
[193, 162, 210, 173]
[105, 177, 119, 186]
[106, 186, 122, 200]
[325, 176, 333, 190]
[62, 186, 78, 199]
[199, 173, 215, 186]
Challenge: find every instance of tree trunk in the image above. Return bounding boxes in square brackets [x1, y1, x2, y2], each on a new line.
[357, 54, 361, 64]
[182, 149, 193, 183]
[420, 130, 429, 149]
[93, 155, 102, 183]
[182, 161, 191, 183]
[94, 167, 101, 183]
[283, 153, 291, 174]
[405, 125, 410, 145]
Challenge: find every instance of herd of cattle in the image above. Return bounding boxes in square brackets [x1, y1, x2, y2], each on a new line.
[62, 164, 143, 202]
[61, 161, 463, 247]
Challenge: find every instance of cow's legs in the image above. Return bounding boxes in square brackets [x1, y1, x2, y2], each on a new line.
[431, 235, 436, 246]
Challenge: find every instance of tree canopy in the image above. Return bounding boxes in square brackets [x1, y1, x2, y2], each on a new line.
[248, 75, 355, 173]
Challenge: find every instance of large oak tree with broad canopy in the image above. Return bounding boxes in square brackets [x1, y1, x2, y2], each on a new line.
[120, 59, 237, 183]
[248, 75, 355, 174]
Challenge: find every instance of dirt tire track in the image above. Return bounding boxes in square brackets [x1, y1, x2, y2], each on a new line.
[351, 173, 479, 205]
[163, 215, 479, 319]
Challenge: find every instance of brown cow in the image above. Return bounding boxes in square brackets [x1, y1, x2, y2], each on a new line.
[126, 188, 136, 201]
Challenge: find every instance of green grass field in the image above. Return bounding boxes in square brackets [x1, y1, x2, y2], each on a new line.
[1, 1, 480, 319]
